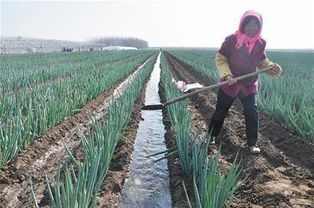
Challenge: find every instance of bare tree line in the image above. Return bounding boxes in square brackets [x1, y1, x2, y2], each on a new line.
[90, 37, 148, 49]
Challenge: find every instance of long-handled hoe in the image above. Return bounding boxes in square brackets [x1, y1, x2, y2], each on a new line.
[142, 66, 273, 110]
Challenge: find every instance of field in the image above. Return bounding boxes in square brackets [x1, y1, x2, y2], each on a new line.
[0, 49, 313, 207]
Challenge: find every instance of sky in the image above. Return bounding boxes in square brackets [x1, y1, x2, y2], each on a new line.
[1, 0, 314, 49]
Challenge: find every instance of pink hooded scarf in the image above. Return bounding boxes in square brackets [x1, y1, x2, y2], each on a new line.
[235, 10, 263, 54]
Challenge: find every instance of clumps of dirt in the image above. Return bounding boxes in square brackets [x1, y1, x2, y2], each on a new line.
[259, 112, 314, 170]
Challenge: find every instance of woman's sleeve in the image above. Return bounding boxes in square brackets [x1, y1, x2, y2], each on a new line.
[258, 51, 273, 69]
[215, 53, 232, 78]
[218, 36, 232, 58]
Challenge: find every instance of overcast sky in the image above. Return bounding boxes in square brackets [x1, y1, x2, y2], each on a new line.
[1, 0, 314, 49]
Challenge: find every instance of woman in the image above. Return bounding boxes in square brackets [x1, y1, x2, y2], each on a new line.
[207, 10, 282, 154]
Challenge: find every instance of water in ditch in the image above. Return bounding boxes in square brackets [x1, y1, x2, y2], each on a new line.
[121, 53, 172, 208]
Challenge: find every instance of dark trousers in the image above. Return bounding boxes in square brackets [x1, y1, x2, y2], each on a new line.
[208, 89, 258, 146]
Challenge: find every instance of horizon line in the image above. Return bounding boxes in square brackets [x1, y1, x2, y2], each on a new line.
[1, 36, 313, 51]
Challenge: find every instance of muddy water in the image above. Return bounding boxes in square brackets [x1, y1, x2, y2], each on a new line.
[121, 53, 172, 208]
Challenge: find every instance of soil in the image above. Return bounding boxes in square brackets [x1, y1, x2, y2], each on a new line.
[163, 51, 314, 208]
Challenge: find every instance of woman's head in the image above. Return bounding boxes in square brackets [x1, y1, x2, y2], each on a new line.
[235, 10, 263, 53]
[242, 16, 260, 37]
[238, 10, 263, 38]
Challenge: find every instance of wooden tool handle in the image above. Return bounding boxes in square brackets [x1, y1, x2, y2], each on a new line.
[163, 66, 273, 106]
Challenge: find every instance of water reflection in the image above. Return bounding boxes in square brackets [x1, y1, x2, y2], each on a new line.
[121, 53, 172, 208]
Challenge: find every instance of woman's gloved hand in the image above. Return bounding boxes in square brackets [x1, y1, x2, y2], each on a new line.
[268, 63, 282, 76]
[224, 74, 237, 85]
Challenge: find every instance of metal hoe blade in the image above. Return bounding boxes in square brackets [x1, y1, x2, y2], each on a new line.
[142, 104, 164, 110]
